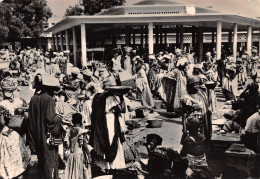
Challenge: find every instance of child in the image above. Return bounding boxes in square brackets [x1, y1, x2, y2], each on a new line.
[180, 116, 210, 178]
[64, 113, 92, 179]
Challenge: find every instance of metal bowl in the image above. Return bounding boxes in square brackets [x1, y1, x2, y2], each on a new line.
[205, 81, 217, 89]
[106, 86, 132, 95]
[147, 119, 163, 128]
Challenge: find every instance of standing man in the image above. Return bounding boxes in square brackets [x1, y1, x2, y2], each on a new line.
[111, 48, 123, 73]
[121, 46, 133, 74]
[28, 74, 61, 179]
[204, 52, 212, 63]
[174, 48, 183, 67]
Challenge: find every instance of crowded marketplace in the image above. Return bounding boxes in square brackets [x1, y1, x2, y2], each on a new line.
[0, 0, 260, 178]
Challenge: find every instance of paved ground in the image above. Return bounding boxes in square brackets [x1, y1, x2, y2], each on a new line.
[21, 84, 243, 178]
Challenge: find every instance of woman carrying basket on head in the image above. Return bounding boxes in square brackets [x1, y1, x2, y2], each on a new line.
[0, 79, 31, 179]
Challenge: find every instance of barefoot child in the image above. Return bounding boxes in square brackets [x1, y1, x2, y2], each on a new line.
[180, 116, 210, 178]
[64, 113, 92, 179]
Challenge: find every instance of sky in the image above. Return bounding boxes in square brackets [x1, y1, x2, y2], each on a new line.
[47, 0, 260, 21]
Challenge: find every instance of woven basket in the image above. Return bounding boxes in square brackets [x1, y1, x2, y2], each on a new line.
[8, 115, 24, 128]
[2, 86, 16, 92]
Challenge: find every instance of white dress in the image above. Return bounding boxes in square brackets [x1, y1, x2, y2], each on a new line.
[95, 96, 126, 169]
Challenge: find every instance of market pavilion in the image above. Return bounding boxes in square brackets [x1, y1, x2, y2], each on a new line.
[47, 0, 260, 67]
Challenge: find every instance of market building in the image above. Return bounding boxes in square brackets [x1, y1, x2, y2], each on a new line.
[47, 0, 260, 67]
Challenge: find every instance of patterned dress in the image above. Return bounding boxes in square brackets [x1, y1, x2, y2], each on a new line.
[64, 127, 92, 179]
[0, 126, 31, 179]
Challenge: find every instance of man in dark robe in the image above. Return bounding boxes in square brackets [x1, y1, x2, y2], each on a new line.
[28, 74, 61, 179]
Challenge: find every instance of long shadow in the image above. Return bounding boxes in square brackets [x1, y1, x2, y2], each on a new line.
[217, 99, 226, 102]
[163, 119, 182, 125]
[158, 112, 180, 118]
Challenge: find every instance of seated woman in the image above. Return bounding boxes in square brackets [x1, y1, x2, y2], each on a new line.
[145, 134, 189, 179]
[239, 81, 260, 128]
[241, 109, 260, 153]
[180, 116, 210, 176]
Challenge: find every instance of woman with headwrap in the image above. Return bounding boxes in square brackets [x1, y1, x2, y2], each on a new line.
[147, 55, 160, 92]
[203, 62, 218, 112]
[250, 48, 259, 75]
[181, 75, 212, 145]
[222, 56, 239, 101]
[161, 57, 189, 113]
[0, 83, 31, 179]
[135, 58, 154, 109]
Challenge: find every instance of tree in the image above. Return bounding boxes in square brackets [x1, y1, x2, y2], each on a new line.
[65, 0, 125, 16]
[0, 3, 11, 40]
[0, 0, 52, 42]
[65, 4, 85, 16]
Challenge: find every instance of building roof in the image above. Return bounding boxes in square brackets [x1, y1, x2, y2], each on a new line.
[134, 0, 180, 5]
[178, 0, 260, 19]
[96, 0, 218, 16]
[47, 0, 260, 34]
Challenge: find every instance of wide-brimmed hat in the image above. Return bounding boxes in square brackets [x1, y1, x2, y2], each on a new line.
[187, 75, 200, 85]
[41, 73, 60, 89]
[71, 67, 80, 75]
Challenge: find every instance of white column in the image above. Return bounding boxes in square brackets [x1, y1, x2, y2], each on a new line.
[47, 38, 52, 51]
[233, 23, 238, 59]
[72, 27, 77, 67]
[65, 29, 70, 51]
[55, 34, 59, 51]
[148, 22, 154, 54]
[247, 25, 252, 56]
[81, 23, 87, 67]
[60, 32, 63, 51]
[259, 29, 260, 56]
[216, 21, 222, 60]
